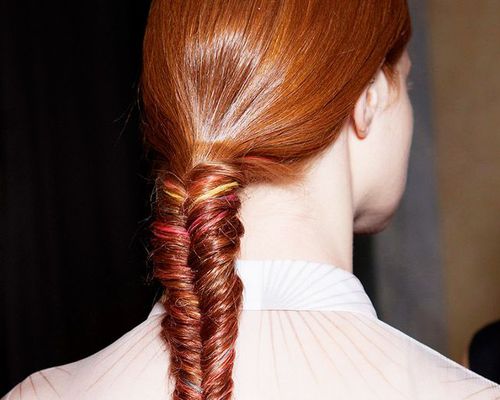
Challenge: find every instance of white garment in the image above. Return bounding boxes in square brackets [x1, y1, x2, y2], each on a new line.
[2, 258, 499, 399]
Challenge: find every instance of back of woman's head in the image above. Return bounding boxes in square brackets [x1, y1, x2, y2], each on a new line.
[140, 1, 412, 399]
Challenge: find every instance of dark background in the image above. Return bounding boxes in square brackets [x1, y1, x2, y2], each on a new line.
[0, 0, 158, 393]
[0, 0, 375, 395]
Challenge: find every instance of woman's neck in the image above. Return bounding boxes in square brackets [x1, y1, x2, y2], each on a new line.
[238, 130, 355, 274]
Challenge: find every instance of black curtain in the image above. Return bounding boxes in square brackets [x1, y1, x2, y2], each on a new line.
[0, 0, 158, 393]
[0, 1, 375, 395]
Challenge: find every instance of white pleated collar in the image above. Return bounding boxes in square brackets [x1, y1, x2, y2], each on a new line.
[148, 259, 378, 319]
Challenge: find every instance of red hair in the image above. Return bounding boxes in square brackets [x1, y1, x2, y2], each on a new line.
[140, 1, 412, 399]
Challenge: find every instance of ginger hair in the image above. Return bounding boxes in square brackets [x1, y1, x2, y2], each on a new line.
[140, 1, 412, 399]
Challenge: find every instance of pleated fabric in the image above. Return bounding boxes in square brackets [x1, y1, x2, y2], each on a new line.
[3, 259, 499, 399]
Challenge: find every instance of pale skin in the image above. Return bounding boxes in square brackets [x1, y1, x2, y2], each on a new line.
[238, 50, 413, 274]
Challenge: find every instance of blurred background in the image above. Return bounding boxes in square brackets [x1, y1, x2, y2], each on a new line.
[1, 0, 499, 394]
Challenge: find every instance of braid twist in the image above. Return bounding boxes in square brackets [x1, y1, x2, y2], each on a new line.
[151, 174, 203, 400]
[151, 161, 246, 400]
[185, 162, 245, 400]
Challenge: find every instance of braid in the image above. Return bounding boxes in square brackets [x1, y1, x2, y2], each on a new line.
[150, 161, 246, 400]
[186, 162, 245, 400]
[150, 174, 203, 400]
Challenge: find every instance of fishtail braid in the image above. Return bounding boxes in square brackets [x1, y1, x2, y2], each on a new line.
[151, 160, 246, 400]
[150, 173, 203, 400]
[185, 161, 245, 400]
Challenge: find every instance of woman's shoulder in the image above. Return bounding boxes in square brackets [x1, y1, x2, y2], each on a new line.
[3, 307, 499, 400]
[2, 312, 172, 400]
[2, 364, 75, 400]
[367, 314, 500, 399]
[235, 310, 500, 399]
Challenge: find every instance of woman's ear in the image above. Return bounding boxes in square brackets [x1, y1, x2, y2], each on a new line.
[352, 74, 380, 139]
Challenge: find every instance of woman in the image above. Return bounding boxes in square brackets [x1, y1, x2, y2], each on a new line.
[3, 1, 499, 399]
